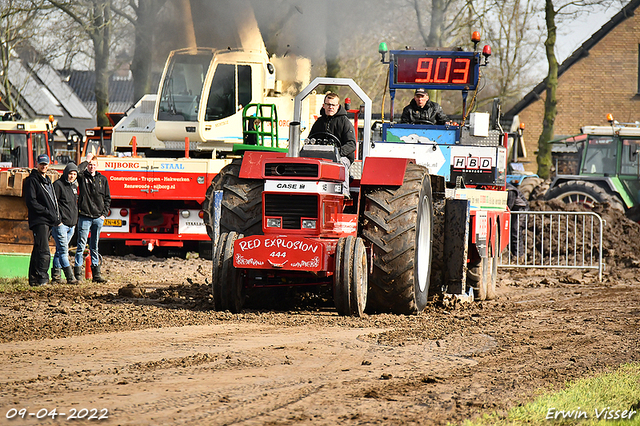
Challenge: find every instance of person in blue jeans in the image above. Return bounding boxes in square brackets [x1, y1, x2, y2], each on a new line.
[52, 162, 79, 284]
[74, 157, 110, 282]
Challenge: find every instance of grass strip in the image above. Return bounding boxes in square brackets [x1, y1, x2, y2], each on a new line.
[462, 362, 640, 425]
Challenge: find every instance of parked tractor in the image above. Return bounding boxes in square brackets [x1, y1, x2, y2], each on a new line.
[545, 116, 640, 220]
[212, 34, 512, 315]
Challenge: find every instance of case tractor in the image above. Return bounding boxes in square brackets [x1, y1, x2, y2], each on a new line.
[212, 33, 511, 315]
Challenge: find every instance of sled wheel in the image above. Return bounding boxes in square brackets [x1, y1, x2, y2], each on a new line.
[467, 258, 488, 301]
[334, 236, 367, 317]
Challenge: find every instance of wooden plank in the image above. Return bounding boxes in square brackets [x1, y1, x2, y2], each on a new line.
[0, 196, 28, 220]
[0, 243, 55, 254]
[0, 219, 35, 245]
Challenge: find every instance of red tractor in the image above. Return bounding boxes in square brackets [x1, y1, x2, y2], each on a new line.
[212, 41, 511, 316]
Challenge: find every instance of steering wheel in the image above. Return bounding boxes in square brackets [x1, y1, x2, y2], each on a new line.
[307, 132, 340, 146]
[417, 119, 435, 125]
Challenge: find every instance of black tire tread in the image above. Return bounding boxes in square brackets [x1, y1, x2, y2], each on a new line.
[545, 180, 625, 211]
[362, 163, 429, 314]
[215, 160, 264, 236]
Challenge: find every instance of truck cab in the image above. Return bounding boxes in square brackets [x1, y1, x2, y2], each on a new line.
[0, 117, 54, 170]
[111, 48, 322, 157]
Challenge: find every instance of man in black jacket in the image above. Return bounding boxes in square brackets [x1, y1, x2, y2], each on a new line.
[52, 162, 79, 284]
[308, 92, 356, 196]
[507, 182, 529, 258]
[24, 154, 60, 286]
[400, 88, 448, 125]
[74, 157, 111, 282]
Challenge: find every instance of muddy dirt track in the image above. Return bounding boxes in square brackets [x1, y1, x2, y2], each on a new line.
[0, 203, 639, 425]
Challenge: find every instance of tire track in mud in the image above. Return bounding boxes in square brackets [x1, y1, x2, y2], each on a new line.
[0, 324, 496, 425]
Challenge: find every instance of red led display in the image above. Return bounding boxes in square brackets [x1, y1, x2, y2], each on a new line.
[394, 52, 478, 89]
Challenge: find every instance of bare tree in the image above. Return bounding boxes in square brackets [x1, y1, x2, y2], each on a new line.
[0, 0, 49, 115]
[480, 0, 544, 108]
[48, 0, 113, 127]
[112, 0, 168, 103]
[536, 0, 613, 178]
[536, 0, 558, 179]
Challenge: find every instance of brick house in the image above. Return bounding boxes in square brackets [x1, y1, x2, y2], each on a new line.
[505, 0, 640, 172]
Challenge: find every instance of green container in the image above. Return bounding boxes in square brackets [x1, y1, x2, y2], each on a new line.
[0, 253, 52, 278]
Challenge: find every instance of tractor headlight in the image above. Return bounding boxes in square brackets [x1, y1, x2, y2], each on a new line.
[302, 220, 316, 229]
[181, 210, 190, 218]
[266, 218, 281, 228]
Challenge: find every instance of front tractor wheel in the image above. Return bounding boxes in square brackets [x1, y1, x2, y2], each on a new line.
[545, 180, 625, 211]
[333, 236, 368, 317]
[362, 163, 433, 314]
[212, 231, 245, 313]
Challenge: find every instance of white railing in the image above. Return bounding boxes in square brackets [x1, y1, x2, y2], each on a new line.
[499, 211, 604, 281]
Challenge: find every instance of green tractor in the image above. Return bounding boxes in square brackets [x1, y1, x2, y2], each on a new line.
[545, 118, 640, 221]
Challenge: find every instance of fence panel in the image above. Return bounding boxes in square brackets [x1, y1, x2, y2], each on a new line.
[498, 211, 604, 281]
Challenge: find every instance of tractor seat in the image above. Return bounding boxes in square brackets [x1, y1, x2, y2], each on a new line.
[299, 145, 341, 163]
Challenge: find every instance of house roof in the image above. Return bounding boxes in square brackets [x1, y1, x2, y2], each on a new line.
[63, 70, 161, 116]
[504, 0, 640, 118]
[3, 55, 92, 120]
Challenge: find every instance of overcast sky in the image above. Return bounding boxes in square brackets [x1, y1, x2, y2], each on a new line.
[556, 2, 625, 63]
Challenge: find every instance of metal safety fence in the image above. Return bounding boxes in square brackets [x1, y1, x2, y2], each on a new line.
[498, 211, 604, 281]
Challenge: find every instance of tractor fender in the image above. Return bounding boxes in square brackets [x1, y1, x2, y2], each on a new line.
[360, 157, 413, 186]
[549, 175, 618, 194]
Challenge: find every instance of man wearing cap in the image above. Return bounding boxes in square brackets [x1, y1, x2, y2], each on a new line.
[400, 88, 448, 125]
[24, 154, 61, 286]
[74, 157, 110, 283]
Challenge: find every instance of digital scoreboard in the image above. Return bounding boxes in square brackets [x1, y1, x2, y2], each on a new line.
[391, 51, 480, 91]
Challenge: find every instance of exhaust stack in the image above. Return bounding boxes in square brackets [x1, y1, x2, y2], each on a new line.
[288, 121, 301, 157]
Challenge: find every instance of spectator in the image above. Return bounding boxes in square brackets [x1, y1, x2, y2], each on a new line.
[78, 152, 94, 173]
[400, 88, 448, 125]
[507, 182, 529, 258]
[308, 92, 356, 196]
[51, 162, 79, 284]
[74, 157, 110, 283]
[24, 154, 60, 286]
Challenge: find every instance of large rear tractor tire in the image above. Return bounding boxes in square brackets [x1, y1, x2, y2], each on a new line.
[205, 159, 264, 236]
[545, 180, 625, 211]
[202, 164, 236, 239]
[361, 163, 433, 314]
[333, 236, 368, 317]
[517, 176, 544, 200]
[212, 231, 245, 313]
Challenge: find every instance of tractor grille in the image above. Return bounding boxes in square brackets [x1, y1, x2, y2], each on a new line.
[264, 194, 318, 229]
[264, 162, 318, 178]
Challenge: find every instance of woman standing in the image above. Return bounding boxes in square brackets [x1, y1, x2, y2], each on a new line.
[51, 162, 79, 284]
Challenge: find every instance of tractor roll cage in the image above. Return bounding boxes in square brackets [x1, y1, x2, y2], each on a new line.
[291, 77, 372, 159]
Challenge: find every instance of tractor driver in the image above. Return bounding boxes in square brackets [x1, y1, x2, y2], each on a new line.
[400, 88, 448, 125]
[309, 92, 356, 197]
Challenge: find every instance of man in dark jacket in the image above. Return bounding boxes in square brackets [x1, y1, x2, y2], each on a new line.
[74, 157, 111, 282]
[308, 93, 356, 195]
[400, 88, 448, 125]
[24, 154, 60, 286]
[52, 162, 79, 284]
[507, 182, 529, 258]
